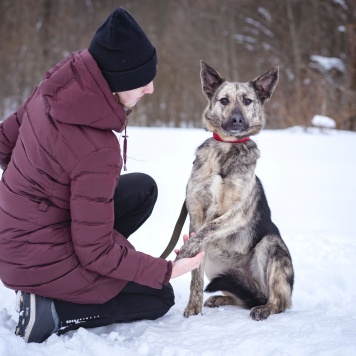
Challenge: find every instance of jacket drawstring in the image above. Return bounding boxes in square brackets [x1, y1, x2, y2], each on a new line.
[123, 127, 128, 171]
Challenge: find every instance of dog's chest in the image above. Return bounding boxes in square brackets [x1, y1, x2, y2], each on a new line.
[187, 141, 257, 221]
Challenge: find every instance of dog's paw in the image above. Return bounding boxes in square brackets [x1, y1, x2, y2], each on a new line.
[250, 305, 272, 321]
[183, 303, 202, 318]
[176, 235, 202, 260]
[204, 295, 226, 308]
[204, 295, 236, 307]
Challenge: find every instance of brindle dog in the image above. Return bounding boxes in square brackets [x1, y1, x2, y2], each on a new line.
[176, 61, 294, 321]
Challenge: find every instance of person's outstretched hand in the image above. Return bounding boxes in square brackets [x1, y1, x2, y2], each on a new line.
[170, 233, 205, 279]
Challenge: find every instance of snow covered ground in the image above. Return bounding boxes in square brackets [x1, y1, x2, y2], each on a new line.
[0, 126, 355, 355]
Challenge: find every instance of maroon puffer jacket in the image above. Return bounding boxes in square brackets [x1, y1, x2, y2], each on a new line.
[0, 50, 171, 304]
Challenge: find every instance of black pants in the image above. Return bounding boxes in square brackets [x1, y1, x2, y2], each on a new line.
[54, 173, 175, 334]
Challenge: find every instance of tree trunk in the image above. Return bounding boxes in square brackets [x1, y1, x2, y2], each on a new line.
[347, 23, 356, 130]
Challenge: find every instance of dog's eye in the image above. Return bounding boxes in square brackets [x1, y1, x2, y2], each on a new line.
[243, 98, 252, 106]
[219, 98, 229, 106]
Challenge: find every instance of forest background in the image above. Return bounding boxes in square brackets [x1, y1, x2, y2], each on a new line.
[0, 0, 355, 130]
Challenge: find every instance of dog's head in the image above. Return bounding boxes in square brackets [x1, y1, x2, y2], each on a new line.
[200, 61, 279, 139]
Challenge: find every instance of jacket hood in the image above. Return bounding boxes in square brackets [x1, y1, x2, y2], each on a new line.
[40, 50, 127, 132]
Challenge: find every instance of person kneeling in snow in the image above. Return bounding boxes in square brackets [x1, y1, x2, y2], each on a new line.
[0, 7, 204, 343]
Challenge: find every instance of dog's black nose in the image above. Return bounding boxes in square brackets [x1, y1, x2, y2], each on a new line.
[224, 109, 247, 132]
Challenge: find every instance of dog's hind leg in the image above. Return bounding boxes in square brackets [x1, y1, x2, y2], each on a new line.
[204, 269, 268, 309]
[250, 237, 294, 321]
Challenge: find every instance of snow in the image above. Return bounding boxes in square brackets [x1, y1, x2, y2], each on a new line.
[332, 0, 348, 11]
[310, 55, 345, 73]
[311, 115, 336, 129]
[257, 7, 272, 22]
[244, 17, 273, 37]
[233, 34, 256, 51]
[233, 34, 257, 44]
[1, 126, 356, 355]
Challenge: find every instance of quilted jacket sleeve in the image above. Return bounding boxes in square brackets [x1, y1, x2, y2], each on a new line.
[0, 89, 37, 171]
[69, 147, 172, 289]
[0, 109, 24, 171]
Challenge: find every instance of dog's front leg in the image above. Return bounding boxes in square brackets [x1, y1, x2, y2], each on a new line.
[184, 258, 206, 317]
[174, 234, 206, 317]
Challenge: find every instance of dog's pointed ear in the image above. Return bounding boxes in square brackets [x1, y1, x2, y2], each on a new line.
[200, 60, 225, 100]
[251, 66, 279, 104]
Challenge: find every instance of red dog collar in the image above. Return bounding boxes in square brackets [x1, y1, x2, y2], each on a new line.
[213, 133, 249, 143]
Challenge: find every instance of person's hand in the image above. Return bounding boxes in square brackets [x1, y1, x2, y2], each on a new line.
[171, 251, 205, 279]
[171, 233, 205, 279]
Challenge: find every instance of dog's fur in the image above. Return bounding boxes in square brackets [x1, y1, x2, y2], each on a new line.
[175, 61, 294, 321]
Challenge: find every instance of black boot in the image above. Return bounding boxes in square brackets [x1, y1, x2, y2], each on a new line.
[15, 292, 59, 343]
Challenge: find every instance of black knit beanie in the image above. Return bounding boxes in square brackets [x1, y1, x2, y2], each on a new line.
[88, 7, 157, 92]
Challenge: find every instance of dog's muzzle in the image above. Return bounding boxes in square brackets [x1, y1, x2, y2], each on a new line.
[223, 109, 248, 133]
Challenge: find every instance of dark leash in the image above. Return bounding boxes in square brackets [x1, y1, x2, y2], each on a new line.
[160, 201, 188, 259]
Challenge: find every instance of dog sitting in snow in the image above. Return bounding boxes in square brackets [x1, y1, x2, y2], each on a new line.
[175, 61, 294, 321]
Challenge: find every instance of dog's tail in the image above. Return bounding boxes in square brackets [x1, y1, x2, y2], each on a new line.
[204, 270, 268, 309]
